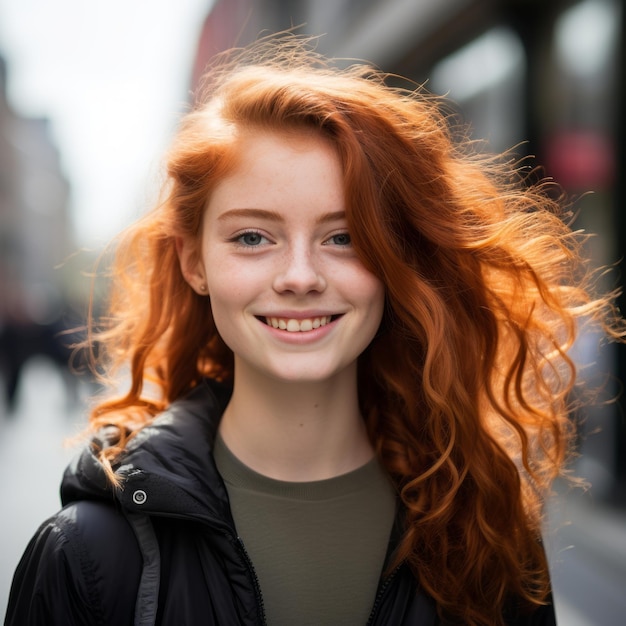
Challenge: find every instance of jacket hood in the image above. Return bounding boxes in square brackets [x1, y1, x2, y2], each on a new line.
[61, 379, 235, 530]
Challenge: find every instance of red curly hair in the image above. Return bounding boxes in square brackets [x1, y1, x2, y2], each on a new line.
[87, 37, 624, 625]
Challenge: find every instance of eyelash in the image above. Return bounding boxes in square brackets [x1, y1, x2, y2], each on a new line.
[228, 230, 352, 248]
[324, 232, 351, 247]
[230, 230, 270, 247]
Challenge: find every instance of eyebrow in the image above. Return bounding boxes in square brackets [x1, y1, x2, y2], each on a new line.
[217, 208, 346, 224]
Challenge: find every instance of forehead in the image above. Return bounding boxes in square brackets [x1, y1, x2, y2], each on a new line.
[205, 129, 345, 217]
[232, 127, 339, 172]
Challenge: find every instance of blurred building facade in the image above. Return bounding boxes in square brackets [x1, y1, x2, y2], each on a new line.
[192, 0, 626, 504]
[0, 54, 79, 412]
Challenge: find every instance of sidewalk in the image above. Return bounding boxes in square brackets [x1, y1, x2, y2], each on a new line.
[547, 483, 626, 625]
[554, 489, 626, 576]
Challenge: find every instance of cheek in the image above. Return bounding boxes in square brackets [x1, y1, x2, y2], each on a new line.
[357, 272, 386, 313]
[351, 270, 385, 338]
[206, 292, 243, 355]
[368, 286, 386, 335]
[204, 263, 258, 340]
[206, 281, 245, 322]
[204, 255, 255, 300]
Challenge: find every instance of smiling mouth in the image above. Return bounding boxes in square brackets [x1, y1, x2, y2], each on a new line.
[258, 315, 340, 332]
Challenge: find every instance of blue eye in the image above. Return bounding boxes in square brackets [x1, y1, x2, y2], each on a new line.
[327, 233, 351, 246]
[237, 231, 268, 246]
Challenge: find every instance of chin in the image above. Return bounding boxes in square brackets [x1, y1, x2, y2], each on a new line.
[264, 361, 353, 385]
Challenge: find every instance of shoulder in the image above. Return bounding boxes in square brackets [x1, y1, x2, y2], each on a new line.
[6, 500, 142, 626]
[54, 499, 143, 575]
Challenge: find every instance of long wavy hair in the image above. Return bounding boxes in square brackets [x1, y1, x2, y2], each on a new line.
[86, 36, 624, 625]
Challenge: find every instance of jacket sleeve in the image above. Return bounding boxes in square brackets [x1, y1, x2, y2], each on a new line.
[4, 516, 102, 625]
[4, 501, 142, 626]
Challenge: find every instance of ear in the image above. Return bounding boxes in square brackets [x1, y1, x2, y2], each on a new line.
[176, 236, 208, 296]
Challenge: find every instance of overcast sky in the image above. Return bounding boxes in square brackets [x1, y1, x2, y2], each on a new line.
[0, 0, 212, 248]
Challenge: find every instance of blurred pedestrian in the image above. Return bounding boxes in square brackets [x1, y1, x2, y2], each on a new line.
[0, 288, 81, 416]
[5, 35, 625, 625]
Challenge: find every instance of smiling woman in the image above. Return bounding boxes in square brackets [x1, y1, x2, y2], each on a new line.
[5, 34, 626, 626]
[178, 130, 384, 396]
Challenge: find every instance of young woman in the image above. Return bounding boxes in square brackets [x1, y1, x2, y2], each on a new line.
[6, 37, 624, 625]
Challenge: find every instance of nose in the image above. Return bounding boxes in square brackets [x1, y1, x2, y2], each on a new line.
[273, 244, 327, 295]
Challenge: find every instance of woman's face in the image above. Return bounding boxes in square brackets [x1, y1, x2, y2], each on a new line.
[184, 129, 385, 384]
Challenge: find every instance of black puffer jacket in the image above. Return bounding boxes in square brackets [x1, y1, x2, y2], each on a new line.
[5, 380, 556, 625]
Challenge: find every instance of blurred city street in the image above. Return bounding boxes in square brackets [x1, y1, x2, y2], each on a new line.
[0, 358, 88, 620]
[1, 358, 626, 624]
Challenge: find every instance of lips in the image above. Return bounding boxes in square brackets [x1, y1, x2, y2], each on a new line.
[261, 315, 338, 332]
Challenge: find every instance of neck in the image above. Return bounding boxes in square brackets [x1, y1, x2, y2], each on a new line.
[218, 361, 373, 481]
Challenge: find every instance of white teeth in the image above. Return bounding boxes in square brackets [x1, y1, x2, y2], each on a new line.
[265, 316, 333, 332]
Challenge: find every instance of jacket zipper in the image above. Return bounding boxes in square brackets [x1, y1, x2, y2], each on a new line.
[366, 564, 402, 625]
[236, 536, 268, 625]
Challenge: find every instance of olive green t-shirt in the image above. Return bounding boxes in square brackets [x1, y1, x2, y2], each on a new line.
[214, 434, 397, 626]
